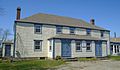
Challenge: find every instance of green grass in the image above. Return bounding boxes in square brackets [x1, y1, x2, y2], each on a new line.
[78, 57, 97, 61]
[0, 59, 65, 70]
[107, 55, 120, 61]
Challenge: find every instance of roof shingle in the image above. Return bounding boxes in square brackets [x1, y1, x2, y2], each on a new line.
[16, 13, 109, 31]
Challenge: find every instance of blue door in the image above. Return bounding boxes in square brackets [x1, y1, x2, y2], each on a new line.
[95, 41, 102, 57]
[5, 45, 11, 57]
[61, 40, 71, 58]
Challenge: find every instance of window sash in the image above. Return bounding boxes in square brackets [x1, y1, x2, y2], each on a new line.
[70, 28, 75, 34]
[101, 31, 104, 37]
[76, 41, 82, 51]
[34, 40, 42, 51]
[56, 26, 62, 33]
[86, 29, 91, 35]
[35, 25, 42, 33]
[86, 42, 91, 51]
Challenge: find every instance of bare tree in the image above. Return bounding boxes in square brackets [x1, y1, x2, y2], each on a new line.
[0, 28, 11, 45]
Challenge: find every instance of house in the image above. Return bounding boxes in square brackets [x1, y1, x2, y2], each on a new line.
[2, 40, 14, 57]
[14, 7, 110, 59]
[110, 38, 120, 56]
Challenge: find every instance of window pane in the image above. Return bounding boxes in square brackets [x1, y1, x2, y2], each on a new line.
[70, 27, 75, 34]
[35, 24, 42, 33]
[101, 31, 104, 37]
[34, 40, 42, 51]
[86, 42, 91, 51]
[76, 41, 81, 51]
[56, 26, 62, 33]
[35, 46, 40, 49]
[86, 29, 91, 35]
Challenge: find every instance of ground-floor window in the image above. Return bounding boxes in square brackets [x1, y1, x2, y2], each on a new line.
[110, 45, 113, 53]
[49, 40, 52, 52]
[117, 45, 119, 53]
[75, 41, 82, 52]
[114, 45, 117, 53]
[86, 42, 91, 52]
[34, 40, 42, 51]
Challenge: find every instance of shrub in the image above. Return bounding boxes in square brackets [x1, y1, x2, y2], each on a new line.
[55, 56, 62, 60]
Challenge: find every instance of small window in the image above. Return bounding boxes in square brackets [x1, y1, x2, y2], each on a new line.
[49, 40, 52, 51]
[56, 26, 62, 34]
[86, 42, 91, 51]
[70, 27, 75, 34]
[101, 31, 104, 37]
[76, 41, 82, 52]
[86, 29, 91, 35]
[34, 40, 42, 51]
[34, 24, 42, 33]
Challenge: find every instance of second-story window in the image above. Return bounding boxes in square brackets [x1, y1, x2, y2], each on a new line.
[34, 24, 42, 34]
[70, 27, 75, 34]
[86, 29, 91, 35]
[101, 31, 104, 37]
[56, 26, 62, 34]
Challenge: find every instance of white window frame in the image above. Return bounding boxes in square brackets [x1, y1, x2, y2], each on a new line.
[76, 41, 82, 52]
[34, 24, 42, 34]
[34, 40, 42, 52]
[86, 42, 92, 52]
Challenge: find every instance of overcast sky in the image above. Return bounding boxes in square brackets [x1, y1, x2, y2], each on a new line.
[0, 0, 120, 39]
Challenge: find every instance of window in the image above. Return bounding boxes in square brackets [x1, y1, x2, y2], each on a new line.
[117, 45, 119, 53]
[70, 27, 75, 34]
[115, 45, 117, 53]
[86, 29, 91, 35]
[56, 26, 62, 34]
[49, 40, 52, 51]
[101, 31, 104, 37]
[34, 24, 42, 33]
[110, 45, 113, 53]
[34, 40, 42, 51]
[86, 42, 91, 51]
[76, 41, 82, 52]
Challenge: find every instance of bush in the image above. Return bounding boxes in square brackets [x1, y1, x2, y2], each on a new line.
[55, 56, 62, 60]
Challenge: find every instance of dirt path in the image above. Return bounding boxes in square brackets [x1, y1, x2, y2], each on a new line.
[53, 60, 120, 70]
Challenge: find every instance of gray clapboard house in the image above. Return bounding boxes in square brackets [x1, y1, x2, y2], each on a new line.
[14, 7, 110, 59]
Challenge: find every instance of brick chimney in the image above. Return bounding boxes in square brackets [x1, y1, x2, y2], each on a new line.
[90, 19, 95, 25]
[16, 7, 21, 20]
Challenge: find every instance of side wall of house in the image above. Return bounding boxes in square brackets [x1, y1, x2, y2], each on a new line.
[15, 22, 57, 58]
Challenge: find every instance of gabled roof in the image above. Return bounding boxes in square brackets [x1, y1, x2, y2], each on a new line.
[50, 34, 107, 41]
[16, 13, 109, 31]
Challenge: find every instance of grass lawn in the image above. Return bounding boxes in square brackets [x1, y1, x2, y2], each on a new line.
[78, 57, 97, 61]
[0, 59, 65, 70]
[107, 56, 120, 61]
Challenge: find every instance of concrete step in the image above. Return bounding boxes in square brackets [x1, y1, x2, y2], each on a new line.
[63, 58, 78, 61]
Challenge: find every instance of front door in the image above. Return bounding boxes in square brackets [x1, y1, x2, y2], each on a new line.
[5, 45, 11, 57]
[95, 41, 102, 57]
[61, 40, 71, 58]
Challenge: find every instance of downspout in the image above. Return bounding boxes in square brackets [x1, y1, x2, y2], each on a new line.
[13, 21, 16, 58]
[53, 39, 55, 59]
